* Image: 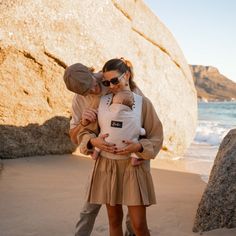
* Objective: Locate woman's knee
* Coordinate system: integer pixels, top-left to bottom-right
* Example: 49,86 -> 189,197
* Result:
128,206 -> 148,234
132,218 -> 148,233
109,214 -> 123,228
106,205 -> 123,227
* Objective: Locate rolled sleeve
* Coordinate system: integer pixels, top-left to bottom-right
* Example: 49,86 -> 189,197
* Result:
79,132 -> 97,155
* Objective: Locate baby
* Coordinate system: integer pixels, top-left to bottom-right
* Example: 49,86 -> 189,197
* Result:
91,90 -> 145,166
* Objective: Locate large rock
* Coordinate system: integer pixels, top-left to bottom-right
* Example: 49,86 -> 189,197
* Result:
0,116 -> 76,158
0,0 -> 197,158
193,129 -> 236,232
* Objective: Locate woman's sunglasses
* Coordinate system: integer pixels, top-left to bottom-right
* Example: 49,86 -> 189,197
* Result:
102,73 -> 125,87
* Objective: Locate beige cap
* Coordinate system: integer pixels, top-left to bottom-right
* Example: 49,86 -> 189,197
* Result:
63,63 -> 93,95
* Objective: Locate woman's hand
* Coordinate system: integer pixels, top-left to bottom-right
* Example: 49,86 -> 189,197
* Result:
81,108 -> 98,126
115,140 -> 142,155
90,134 -> 116,153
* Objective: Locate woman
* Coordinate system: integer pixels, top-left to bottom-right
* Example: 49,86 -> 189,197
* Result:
79,58 -> 163,236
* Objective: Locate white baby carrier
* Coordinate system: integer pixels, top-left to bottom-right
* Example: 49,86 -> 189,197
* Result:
98,92 -> 143,159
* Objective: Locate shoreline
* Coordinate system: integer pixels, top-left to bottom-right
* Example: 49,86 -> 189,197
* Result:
0,154 -> 236,236
198,100 -> 236,103
151,143 -> 218,183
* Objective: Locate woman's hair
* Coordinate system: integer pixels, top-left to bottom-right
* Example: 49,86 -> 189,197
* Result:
102,58 -> 137,90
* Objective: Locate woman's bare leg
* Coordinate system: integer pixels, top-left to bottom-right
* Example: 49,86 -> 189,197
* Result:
128,205 -> 150,236
106,204 -> 123,236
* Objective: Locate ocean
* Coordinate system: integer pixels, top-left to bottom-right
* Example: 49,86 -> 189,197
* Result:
184,101 -> 236,182
195,101 -> 236,146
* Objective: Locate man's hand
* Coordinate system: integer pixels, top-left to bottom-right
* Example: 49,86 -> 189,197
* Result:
81,108 -> 98,126
90,134 -> 116,153
115,140 -> 142,155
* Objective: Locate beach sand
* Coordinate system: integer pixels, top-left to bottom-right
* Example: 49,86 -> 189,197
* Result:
0,154 -> 235,236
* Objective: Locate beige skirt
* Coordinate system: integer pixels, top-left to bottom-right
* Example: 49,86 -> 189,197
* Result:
87,156 -> 156,206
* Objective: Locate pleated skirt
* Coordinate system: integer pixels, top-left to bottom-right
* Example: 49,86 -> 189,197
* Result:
87,156 -> 156,206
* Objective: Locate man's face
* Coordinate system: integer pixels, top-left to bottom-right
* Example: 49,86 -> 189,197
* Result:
87,76 -> 101,95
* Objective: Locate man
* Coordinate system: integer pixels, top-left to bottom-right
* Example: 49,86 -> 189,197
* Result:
63,63 -> 136,236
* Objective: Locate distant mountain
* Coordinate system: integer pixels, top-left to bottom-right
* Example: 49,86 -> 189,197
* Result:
190,65 -> 236,101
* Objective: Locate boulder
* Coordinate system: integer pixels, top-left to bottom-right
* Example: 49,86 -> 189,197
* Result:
0,0 -> 197,158
193,129 -> 236,232
0,116 -> 76,159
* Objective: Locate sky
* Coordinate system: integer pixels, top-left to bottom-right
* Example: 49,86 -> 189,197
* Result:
144,0 -> 236,82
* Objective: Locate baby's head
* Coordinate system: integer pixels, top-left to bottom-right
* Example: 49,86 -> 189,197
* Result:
112,90 -> 134,109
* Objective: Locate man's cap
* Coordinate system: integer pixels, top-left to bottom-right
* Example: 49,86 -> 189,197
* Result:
63,63 -> 94,95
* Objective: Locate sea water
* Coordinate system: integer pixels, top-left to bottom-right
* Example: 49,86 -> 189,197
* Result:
184,101 -> 236,182
195,101 -> 236,145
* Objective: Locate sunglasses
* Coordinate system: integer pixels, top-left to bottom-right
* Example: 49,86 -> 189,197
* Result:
102,73 -> 125,87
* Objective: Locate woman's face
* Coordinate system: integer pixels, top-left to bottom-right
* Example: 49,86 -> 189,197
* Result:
102,70 -> 130,94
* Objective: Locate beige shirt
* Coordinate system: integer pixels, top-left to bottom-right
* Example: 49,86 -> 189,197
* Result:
70,93 -> 101,129
78,95 -> 163,160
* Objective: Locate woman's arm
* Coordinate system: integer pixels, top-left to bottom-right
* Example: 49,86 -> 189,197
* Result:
77,120 -> 99,155
136,96 -> 163,159
78,118 -> 117,155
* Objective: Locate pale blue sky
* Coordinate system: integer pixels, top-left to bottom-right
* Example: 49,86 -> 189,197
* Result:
144,0 -> 236,82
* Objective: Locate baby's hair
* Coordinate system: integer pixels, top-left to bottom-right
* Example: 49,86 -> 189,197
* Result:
113,90 -> 134,109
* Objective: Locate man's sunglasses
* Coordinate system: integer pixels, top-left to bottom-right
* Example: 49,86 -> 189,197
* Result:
101,73 -> 125,87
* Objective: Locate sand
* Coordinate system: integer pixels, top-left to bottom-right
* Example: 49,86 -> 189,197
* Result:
0,154 -> 235,236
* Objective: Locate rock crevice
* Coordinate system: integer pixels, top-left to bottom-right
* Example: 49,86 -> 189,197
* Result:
44,51 -> 67,69
131,27 -> 181,70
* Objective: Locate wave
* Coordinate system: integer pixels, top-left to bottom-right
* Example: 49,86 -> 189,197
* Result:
193,121 -> 231,146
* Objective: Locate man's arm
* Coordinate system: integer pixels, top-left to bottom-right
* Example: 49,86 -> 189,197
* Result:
69,94 -> 83,144
69,94 -> 99,144
70,108 -> 98,144
70,125 -> 87,145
